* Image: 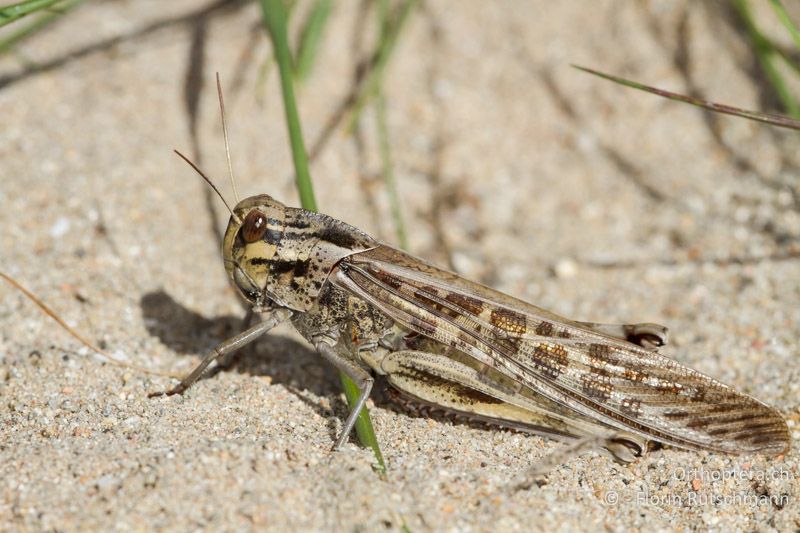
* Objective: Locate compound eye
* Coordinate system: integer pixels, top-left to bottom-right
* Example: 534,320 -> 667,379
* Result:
241,209 -> 267,243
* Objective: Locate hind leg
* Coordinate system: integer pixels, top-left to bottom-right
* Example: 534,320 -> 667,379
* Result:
576,321 -> 668,350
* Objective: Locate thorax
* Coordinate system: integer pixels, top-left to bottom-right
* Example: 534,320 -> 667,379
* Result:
290,282 -> 398,367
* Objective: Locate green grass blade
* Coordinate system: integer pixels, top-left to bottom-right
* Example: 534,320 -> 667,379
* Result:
732,0 -> 800,118
375,91 -> 408,250
0,0 -> 81,55
338,373 -> 386,476
346,0 -> 419,131
258,0 -> 386,474
260,0 -> 316,211
294,0 -> 332,83
769,0 -> 800,50
373,0 -> 407,250
573,65 -> 800,131
254,53 -> 274,106
0,0 -> 63,28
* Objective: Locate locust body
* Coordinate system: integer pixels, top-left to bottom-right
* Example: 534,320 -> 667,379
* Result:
152,193 -> 790,461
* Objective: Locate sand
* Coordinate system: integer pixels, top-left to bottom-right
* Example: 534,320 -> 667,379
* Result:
1,1 -> 799,530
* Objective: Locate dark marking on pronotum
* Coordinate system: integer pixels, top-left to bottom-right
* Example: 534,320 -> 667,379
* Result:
287,218 -> 311,230
278,231 -> 307,241
318,225 -> 360,248
267,259 -> 312,278
293,259 -> 310,277
270,260 -> 299,275
264,229 -> 282,244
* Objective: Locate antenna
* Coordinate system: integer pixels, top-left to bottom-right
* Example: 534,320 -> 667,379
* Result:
174,149 -> 242,225
216,72 -> 240,204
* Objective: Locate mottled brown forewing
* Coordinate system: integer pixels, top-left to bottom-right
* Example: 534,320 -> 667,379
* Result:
334,245 -> 788,456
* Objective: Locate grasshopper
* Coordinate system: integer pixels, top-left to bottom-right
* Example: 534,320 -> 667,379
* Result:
150,170 -> 789,462
150,76 -> 789,462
